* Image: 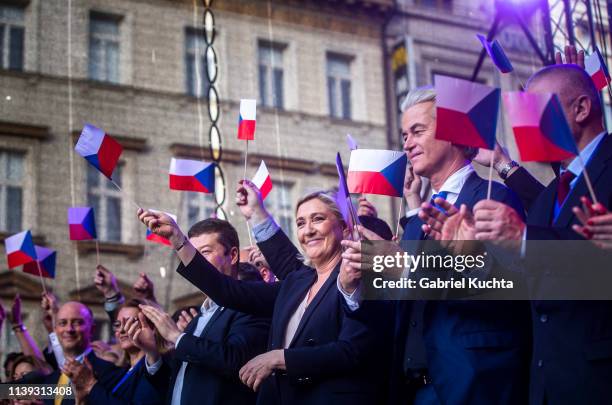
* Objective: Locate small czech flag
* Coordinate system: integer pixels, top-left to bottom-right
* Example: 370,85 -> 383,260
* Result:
503,91 -> 578,162
75,124 -> 123,180
23,246 -> 56,278
435,75 -> 500,150
585,48 -> 611,91
477,34 -> 513,74
68,207 -> 97,240
169,158 -> 215,193
347,149 -> 407,197
5,230 -> 37,269
146,210 -> 177,247
252,161 -> 272,200
238,99 -> 257,140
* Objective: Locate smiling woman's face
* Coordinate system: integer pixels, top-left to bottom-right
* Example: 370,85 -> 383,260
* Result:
295,197 -> 344,266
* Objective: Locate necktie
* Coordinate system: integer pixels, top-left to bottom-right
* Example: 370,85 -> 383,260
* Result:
54,372 -> 70,405
556,171 -> 576,206
430,191 -> 449,204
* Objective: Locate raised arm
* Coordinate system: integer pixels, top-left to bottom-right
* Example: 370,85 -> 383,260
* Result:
236,180 -> 303,280
137,208 -> 279,317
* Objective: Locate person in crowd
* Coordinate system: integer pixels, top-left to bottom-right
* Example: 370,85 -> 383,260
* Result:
26,301 -> 124,405
65,298 -> 166,405
247,247 -> 276,283
338,86 -> 532,405
3,352 -> 23,382
95,265 -> 158,327
237,262 -> 264,281
136,185 -> 390,405
9,354 -> 51,382
4,295 -> 45,364
134,218 -> 270,405
421,63 -> 612,405
171,306 -> 200,333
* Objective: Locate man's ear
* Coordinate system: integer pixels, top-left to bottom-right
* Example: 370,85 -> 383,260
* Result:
574,95 -> 592,124
229,246 -> 240,265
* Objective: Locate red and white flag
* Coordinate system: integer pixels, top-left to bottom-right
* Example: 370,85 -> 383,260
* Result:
238,99 -> 257,140
252,161 -> 272,200
585,48 -> 611,90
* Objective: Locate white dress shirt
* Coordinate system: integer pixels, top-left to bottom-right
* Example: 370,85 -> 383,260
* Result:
145,298 -> 221,405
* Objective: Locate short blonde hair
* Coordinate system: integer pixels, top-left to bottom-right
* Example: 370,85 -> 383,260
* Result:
295,190 -> 346,228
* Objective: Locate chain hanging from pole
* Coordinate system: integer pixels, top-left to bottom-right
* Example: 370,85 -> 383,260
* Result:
201,0 -> 227,220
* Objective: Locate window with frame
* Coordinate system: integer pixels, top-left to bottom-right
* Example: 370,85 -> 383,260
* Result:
88,12 -> 121,83
0,150 -> 24,234
264,183 -> 293,237
0,5 -> 25,71
258,41 -> 284,108
185,28 -> 210,97
183,191 -> 216,228
87,164 -> 122,242
327,53 -> 352,120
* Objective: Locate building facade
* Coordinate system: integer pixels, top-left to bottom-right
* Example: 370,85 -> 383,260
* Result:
0,0 -> 394,354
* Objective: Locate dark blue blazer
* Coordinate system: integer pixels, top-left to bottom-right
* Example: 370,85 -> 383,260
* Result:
394,172 -> 532,405
86,359 -> 164,405
146,300 -> 269,405
524,134 -> 612,405
39,352 -> 124,405
177,229 -> 388,405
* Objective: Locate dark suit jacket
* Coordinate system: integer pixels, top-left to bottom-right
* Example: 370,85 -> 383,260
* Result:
391,172 -> 532,405
86,359 -> 164,405
146,301 -> 269,405
524,134 -> 612,405
39,351 -> 124,405
177,230 -> 388,405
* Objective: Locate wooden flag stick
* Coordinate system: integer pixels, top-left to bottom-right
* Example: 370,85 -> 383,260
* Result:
35,260 -> 48,295
243,140 -> 254,247
487,151 -> 495,200
394,197 -> 405,240
95,240 -> 100,267
577,153 -> 599,205
110,179 -> 142,210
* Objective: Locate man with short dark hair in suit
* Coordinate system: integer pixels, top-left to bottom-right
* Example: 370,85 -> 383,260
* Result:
339,86 -> 531,405
140,218 -> 270,405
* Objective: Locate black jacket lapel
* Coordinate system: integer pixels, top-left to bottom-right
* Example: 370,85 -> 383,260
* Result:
288,266 -> 339,347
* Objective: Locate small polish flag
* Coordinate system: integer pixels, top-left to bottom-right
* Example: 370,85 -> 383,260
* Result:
585,48 -> 611,90
252,161 -> 272,200
146,210 -> 178,247
169,158 -> 215,193
238,99 -> 257,140
5,230 -> 37,269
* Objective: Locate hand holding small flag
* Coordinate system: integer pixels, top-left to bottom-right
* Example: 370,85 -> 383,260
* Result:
236,180 -> 271,225
137,209 -> 181,246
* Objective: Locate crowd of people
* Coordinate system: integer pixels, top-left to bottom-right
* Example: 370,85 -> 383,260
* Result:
1,46 -> 612,405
